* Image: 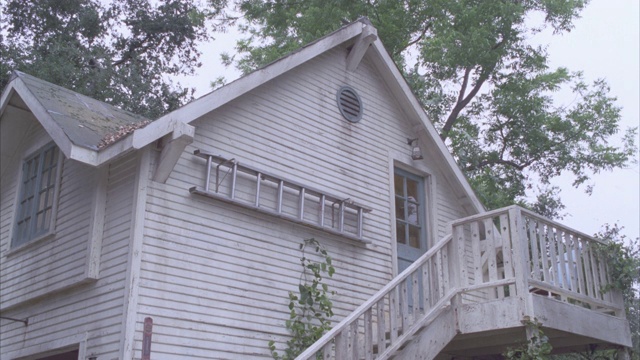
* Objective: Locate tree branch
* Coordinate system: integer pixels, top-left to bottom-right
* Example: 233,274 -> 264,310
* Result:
393,22 -> 431,56
440,66 -> 488,141
463,157 -> 533,172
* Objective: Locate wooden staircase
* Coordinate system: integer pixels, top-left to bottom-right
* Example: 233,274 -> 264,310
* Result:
295,206 -> 631,360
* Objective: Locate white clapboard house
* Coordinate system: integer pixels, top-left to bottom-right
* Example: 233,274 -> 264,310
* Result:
0,19 -> 632,360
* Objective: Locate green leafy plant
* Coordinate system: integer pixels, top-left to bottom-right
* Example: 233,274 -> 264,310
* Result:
594,225 -> 640,298
593,225 -> 640,355
504,319 -> 552,360
269,238 -> 336,360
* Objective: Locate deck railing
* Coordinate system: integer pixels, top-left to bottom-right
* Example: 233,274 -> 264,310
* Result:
451,206 -> 624,314
295,206 -> 625,359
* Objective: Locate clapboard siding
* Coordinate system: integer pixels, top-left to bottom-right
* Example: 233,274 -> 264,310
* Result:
0,151 -> 138,359
0,124 -> 92,309
135,44 -> 473,359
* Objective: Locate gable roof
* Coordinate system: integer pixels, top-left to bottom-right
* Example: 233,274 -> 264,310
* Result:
0,18 -> 484,213
0,71 -> 150,168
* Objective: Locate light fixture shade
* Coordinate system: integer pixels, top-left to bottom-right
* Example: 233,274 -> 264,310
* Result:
407,137 -> 424,160
411,145 -> 424,160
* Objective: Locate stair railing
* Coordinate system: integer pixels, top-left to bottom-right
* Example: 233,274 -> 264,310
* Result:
296,234 -> 456,360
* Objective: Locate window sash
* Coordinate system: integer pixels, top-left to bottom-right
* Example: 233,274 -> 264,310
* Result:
394,168 -> 426,250
13,143 -> 60,247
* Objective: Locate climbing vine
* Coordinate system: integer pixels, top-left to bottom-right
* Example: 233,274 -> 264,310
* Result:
504,319 -> 552,360
269,238 -> 336,360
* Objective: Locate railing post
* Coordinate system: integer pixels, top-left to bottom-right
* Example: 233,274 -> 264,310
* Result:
451,222 -> 464,290
508,206 -> 534,319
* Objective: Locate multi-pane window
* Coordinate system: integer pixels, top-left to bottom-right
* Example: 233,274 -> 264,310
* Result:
13,143 -> 61,248
394,169 -> 425,250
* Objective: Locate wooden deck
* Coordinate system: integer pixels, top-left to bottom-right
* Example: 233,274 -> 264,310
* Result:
296,206 -> 631,359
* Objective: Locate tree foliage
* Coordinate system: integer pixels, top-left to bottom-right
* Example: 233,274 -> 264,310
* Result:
0,0 -> 230,118
228,0 -> 637,216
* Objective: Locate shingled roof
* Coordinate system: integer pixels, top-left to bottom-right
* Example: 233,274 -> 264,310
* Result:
5,71 -> 151,151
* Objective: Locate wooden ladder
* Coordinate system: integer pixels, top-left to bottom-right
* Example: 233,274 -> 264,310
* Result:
190,149 -> 371,242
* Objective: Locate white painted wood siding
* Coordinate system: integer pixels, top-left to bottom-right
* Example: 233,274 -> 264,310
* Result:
136,44 -> 473,359
1,124 -> 92,309
0,120 -> 138,359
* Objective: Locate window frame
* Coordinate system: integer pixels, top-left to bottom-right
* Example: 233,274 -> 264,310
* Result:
11,142 -> 63,249
394,167 -> 428,254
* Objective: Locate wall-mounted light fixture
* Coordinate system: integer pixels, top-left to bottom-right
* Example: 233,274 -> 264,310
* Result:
407,138 -> 424,160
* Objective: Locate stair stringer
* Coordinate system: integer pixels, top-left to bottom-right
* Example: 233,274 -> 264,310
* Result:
387,303 -> 458,360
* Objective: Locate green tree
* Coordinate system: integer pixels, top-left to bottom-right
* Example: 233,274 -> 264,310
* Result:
0,0 -> 230,118
227,0 -> 637,217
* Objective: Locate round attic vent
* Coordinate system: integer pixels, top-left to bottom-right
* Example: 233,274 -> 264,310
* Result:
336,86 -> 363,123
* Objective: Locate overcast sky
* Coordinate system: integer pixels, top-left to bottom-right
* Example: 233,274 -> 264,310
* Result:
179,0 -> 640,240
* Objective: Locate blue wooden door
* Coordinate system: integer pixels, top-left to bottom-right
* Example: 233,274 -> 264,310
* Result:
394,168 -> 428,307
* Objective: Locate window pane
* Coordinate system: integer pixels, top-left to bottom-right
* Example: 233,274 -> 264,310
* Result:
409,225 -> 421,249
407,178 -> 419,200
396,221 -> 406,244
394,174 -> 403,196
395,197 -> 405,220
407,201 -> 419,225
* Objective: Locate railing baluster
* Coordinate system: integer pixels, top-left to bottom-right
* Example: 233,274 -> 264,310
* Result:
412,271 -> 420,319
349,321 -> 358,359
400,280 -> 409,334
441,244 -> 450,294
422,261 -> 431,308
376,298 -> 386,355
364,309 -> 373,360
484,218 -> 498,298
565,232 -> 577,292
528,218 -> 541,282
547,226 -> 559,288
499,214 -> 516,296
582,241 -> 595,297
335,331 -> 347,359
539,222 -> 550,284
322,343 -> 332,360
574,236 -> 583,294
471,222 -> 482,287
557,229 -> 569,292
389,288 -> 399,343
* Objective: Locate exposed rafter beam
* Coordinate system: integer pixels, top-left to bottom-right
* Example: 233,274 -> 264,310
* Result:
152,121 -> 195,183
346,25 -> 377,72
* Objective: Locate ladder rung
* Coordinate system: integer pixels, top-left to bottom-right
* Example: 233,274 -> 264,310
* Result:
277,180 -> 284,213
298,187 -> 305,220
204,155 -> 212,192
230,162 -> 238,199
255,172 -> 261,207
319,194 -> 326,227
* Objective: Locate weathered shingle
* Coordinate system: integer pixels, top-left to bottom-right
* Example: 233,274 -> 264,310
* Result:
14,71 -> 151,150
